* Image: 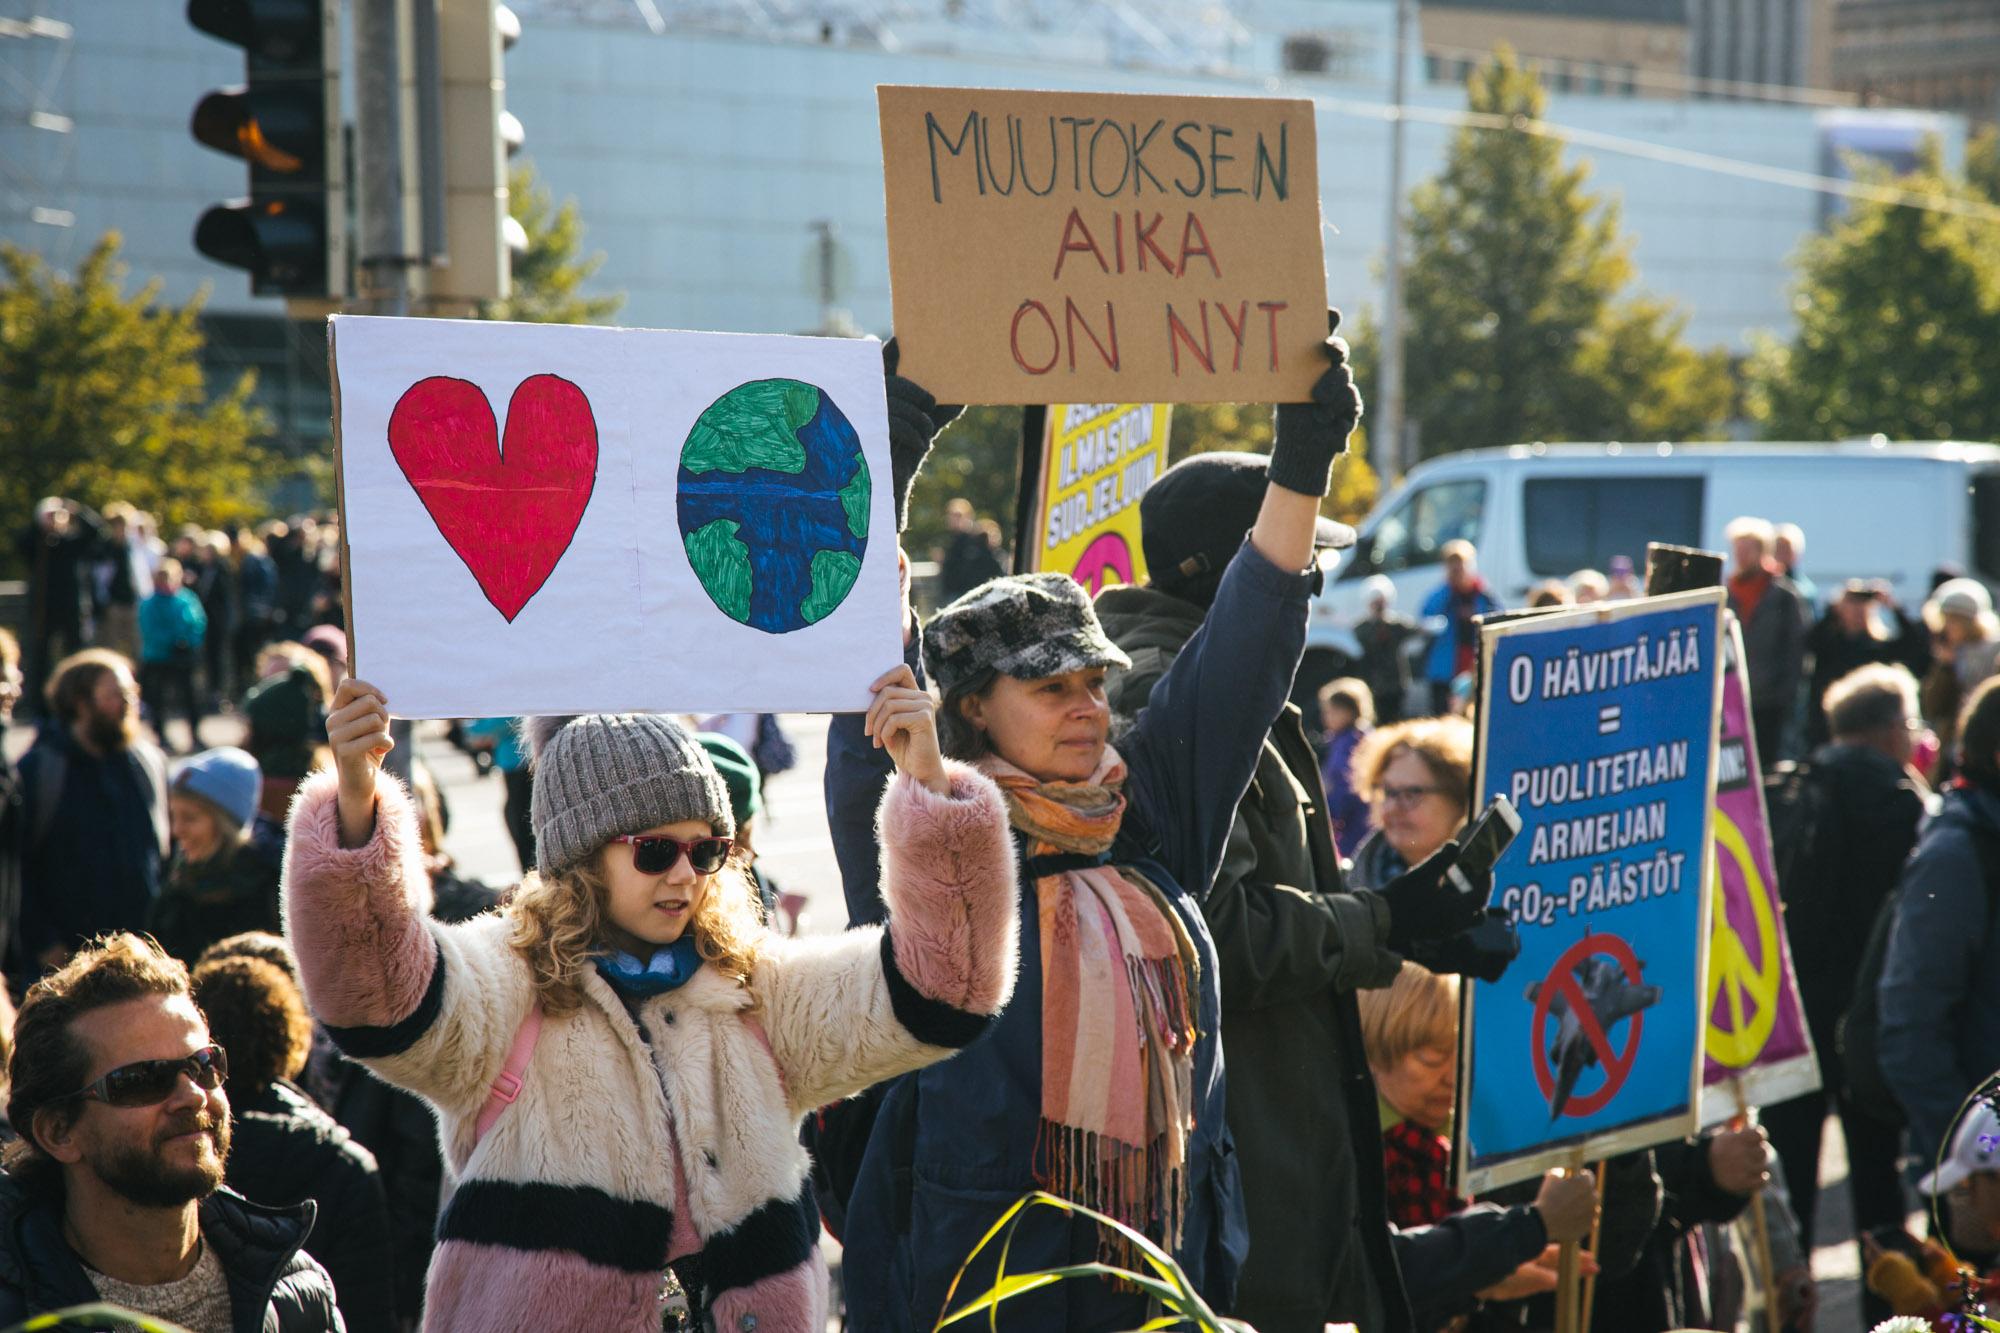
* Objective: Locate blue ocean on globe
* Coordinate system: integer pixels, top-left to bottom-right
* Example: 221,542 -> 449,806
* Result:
676,378 -> 870,634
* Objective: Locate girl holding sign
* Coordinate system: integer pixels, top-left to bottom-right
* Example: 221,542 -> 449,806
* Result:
281,675 -> 1020,1332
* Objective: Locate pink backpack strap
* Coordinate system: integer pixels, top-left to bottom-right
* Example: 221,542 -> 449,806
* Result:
474,1002 -> 543,1147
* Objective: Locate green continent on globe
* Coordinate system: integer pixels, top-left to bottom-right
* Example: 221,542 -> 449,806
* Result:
684,518 -> 753,622
800,549 -> 862,625
680,379 -> 820,476
838,458 -> 871,540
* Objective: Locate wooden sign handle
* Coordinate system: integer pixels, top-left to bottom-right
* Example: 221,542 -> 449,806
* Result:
1553,1147 -> 1589,1333
1731,1079 -> 1783,1333
1578,1161 -> 1608,1332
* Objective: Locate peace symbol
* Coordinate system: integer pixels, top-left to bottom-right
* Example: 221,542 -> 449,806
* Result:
1705,809 -> 1782,1068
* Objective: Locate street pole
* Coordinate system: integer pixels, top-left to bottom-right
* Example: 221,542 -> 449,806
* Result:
353,0 -> 410,315
1376,0 -> 1413,482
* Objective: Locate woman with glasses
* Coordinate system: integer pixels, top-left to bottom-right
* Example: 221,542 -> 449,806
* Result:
1346,716 -> 1476,892
829,325 -> 1485,1333
281,674 -> 1019,1333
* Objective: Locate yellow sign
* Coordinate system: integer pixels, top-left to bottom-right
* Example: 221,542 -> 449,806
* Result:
1031,402 -> 1172,593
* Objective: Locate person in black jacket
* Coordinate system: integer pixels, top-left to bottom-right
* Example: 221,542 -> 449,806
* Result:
1804,583 -> 1930,748
1096,451 -> 1522,1333
0,932 -> 340,1331
15,499 -> 102,719
150,747 -> 285,967
1762,661 -> 1926,1325
0,629 -> 23,989
191,953 -> 394,1332
18,651 -> 170,969
1587,1128 -> 1770,1332
204,932 -> 441,1331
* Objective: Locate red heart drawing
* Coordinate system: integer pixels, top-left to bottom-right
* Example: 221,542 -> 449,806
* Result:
386,374 -> 598,622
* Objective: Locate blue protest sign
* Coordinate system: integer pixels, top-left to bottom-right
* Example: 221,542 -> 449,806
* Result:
1457,589 -> 1727,1193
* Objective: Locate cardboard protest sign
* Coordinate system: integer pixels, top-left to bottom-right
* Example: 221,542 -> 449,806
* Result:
1700,618 -> 1820,1120
329,315 -> 900,719
878,85 -> 1327,405
1458,590 -> 1727,1192
1026,402 -> 1172,592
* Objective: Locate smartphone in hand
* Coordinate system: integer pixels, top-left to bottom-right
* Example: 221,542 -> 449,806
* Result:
1448,795 -> 1523,903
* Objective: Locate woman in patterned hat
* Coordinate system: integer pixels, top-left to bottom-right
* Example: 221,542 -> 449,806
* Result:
830,316 -> 1479,1331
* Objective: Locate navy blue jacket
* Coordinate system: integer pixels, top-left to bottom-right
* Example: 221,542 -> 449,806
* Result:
1880,781 -> 2000,1166
17,725 -> 166,960
834,540 -> 1309,1331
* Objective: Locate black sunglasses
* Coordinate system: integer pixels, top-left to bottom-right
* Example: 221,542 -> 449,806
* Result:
609,834 -> 734,876
65,1046 -> 228,1109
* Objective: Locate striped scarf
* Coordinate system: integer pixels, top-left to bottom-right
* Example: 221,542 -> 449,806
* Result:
977,746 -> 1198,1252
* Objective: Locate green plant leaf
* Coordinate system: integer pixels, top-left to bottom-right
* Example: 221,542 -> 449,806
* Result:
930,1191 -> 1229,1333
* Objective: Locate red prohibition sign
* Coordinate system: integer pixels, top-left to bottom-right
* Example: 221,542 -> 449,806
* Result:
1531,932 -> 1646,1118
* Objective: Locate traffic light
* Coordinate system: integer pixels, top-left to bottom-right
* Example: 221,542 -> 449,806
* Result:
429,0 -> 519,307
188,0 -> 345,299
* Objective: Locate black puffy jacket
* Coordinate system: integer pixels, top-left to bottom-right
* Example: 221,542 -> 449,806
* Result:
0,1170 -> 343,1331
224,1081 -> 396,1333
147,815 -> 286,967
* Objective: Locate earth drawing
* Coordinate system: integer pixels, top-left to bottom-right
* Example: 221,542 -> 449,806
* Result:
676,378 -> 870,633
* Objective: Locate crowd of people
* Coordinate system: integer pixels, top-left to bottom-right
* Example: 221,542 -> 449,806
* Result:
15,499 -> 350,752
0,327 -> 1995,1333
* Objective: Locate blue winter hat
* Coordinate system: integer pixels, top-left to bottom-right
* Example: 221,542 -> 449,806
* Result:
171,747 -> 263,830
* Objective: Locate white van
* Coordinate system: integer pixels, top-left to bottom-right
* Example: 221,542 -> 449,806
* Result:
1306,440 -> 2000,666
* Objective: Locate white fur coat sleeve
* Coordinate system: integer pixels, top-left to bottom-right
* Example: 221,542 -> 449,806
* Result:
753,762 -> 1018,1118
282,769 -> 530,1115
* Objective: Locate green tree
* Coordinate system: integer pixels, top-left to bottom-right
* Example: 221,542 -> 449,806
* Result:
1745,141 -> 2000,441
1169,402 -> 1378,524
1353,50 -> 1730,461
904,405 -> 1025,563
0,233 -> 269,563
1969,125 -> 2000,205
481,161 -> 625,324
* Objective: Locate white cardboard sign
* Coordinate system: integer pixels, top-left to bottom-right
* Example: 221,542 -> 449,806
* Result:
329,315 -> 900,719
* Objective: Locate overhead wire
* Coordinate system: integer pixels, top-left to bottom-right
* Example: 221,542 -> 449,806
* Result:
1305,92 -> 2000,225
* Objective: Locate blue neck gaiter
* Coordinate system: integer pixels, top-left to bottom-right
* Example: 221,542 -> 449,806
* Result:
593,936 -> 703,997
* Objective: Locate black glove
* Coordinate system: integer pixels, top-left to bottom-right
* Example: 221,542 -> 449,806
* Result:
1268,308 -> 1361,499
1379,842 -> 1486,953
1408,908 -> 1522,983
882,337 -> 964,533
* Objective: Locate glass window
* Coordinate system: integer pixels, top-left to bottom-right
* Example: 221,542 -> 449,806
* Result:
1341,479 -> 1487,579
1523,476 -> 1704,577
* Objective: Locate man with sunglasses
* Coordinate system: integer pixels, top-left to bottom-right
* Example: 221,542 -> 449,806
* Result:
0,932 -> 341,1331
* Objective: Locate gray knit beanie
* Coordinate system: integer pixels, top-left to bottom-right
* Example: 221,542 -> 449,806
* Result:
523,714 -> 735,876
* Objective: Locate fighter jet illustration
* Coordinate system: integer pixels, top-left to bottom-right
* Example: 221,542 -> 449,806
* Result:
1525,949 -> 1663,1121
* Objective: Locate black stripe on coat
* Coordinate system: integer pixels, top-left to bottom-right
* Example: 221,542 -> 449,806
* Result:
323,935 -> 447,1059
879,931 -> 993,1050
703,1181 -> 819,1293
437,1179 -> 673,1274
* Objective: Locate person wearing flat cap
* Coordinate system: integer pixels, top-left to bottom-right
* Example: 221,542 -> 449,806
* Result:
1097,444 -> 1517,1333
830,315 -> 1479,1332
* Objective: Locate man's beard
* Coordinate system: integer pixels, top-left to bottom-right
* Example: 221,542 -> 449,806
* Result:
93,1107 -> 231,1209
83,708 -> 137,753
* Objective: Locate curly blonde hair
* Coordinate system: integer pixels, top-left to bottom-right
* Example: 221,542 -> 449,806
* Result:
1349,716 -> 1475,815
507,850 -> 767,1013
